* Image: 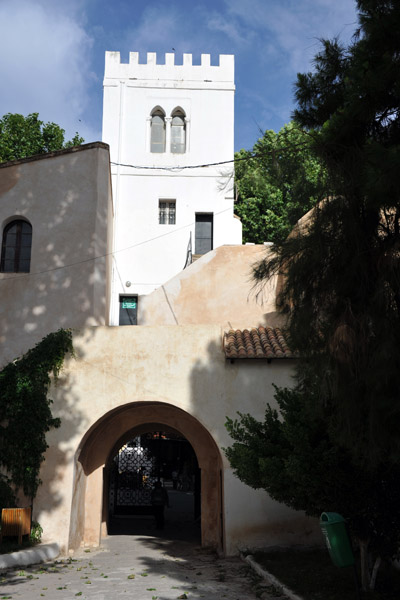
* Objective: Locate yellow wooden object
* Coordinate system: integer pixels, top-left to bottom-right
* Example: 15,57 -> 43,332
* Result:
0,507 -> 31,545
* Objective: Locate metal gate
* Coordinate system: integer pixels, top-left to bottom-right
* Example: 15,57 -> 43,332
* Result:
109,439 -> 156,515
108,432 -> 200,516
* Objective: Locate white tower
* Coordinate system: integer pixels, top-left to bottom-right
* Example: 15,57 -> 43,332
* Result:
102,51 -> 242,326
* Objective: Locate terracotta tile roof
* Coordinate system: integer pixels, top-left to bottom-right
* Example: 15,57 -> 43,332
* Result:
223,327 -> 294,360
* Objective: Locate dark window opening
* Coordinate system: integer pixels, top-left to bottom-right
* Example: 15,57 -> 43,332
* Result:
1,219 -> 32,273
195,213 -> 213,255
159,200 -> 176,224
119,295 -> 138,326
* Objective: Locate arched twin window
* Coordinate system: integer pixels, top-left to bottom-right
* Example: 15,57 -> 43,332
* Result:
150,109 -> 166,153
1,219 -> 32,273
150,108 -> 186,154
171,111 -> 186,154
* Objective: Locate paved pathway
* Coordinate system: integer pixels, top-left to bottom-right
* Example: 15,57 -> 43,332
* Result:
0,533 -> 278,600
0,532 -> 279,600
0,490 -> 280,599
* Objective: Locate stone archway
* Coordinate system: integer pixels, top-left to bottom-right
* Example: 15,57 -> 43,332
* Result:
68,402 -> 223,552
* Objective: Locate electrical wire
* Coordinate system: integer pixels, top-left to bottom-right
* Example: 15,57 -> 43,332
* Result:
110,139 -> 312,171
0,206 -> 234,284
0,137 -> 313,283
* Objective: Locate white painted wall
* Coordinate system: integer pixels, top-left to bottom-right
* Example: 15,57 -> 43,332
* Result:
102,52 -> 242,325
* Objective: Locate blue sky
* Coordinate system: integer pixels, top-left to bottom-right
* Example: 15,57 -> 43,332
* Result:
0,0 -> 358,152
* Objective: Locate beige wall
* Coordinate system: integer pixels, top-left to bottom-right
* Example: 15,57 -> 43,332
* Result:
138,244 -> 284,328
35,324 -> 320,556
0,144 -> 113,367
0,149 -> 319,556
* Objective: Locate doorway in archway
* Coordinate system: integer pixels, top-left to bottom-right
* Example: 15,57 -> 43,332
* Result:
106,426 -> 201,542
73,402 -> 223,552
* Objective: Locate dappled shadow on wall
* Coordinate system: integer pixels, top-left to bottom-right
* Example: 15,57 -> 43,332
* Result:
0,147 -> 110,368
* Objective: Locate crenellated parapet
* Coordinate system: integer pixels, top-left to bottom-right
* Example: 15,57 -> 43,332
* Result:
104,52 -> 234,85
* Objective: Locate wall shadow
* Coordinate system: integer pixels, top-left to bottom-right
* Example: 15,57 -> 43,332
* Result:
0,143 -> 112,368
0,144 -> 111,545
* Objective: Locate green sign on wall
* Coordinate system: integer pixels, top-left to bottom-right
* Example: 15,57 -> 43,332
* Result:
122,298 -> 137,309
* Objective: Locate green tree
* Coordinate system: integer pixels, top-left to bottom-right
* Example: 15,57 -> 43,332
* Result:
234,122 -> 328,243
253,0 -> 400,466
0,113 -> 84,163
225,386 -> 400,591
226,0 -> 400,590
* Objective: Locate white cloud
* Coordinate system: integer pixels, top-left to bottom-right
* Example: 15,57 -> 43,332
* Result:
206,12 -> 251,46
221,0 -> 358,72
0,0 -> 98,141
121,4 -> 204,59
124,6 -> 179,51
121,3 -> 233,63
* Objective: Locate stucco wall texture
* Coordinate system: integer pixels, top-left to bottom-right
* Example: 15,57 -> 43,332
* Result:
0,145 -> 320,557
0,144 -> 113,367
138,244 -> 283,329
35,324 -> 320,556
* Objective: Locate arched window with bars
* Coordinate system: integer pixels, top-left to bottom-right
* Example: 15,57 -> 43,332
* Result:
1,219 -> 32,273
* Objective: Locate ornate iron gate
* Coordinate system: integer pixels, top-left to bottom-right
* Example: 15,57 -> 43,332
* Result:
108,432 -> 199,516
109,440 -> 156,515
109,431 -> 198,516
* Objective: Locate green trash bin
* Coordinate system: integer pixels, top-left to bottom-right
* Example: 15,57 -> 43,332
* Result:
320,512 -> 355,568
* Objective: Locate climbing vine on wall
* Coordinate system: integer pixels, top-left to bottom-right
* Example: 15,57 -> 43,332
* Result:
0,329 -> 74,507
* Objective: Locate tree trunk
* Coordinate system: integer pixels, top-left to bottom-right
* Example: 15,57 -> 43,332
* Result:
359,539 -> 370,591
369,556 -> 381,591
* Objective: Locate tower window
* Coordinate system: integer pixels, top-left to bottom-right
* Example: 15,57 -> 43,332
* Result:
119,295 -> 138,326
151,111 -> 166,153
159,200 -> 176,225
1,219 -> 32,273
171,112 -> 186,154
195,213 -> 213,255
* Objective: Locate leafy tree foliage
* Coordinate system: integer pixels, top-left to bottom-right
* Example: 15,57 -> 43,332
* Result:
0,113 -> 84,163
0,474 -> 16,511
253,0 -> 400,467
0,329 -> 73,506
225,386 -> 400,560
226,0 -> 400,589
225,386 -> 400,590
234,123 -> 328,243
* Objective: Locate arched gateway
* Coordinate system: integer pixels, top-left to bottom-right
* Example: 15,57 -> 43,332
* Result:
68,402 -> 223,551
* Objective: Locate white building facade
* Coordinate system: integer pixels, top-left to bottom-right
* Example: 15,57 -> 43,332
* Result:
0,56 -> 322,558
102,51 -> 242,326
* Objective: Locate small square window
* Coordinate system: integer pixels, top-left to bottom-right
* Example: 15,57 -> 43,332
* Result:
159,200 -> 176,225
119,295 -> 138,326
